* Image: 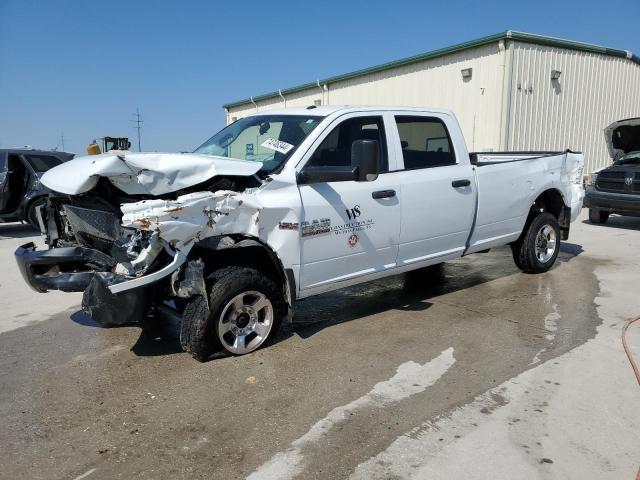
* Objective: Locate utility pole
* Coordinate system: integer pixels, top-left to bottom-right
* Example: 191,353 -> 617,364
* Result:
60,133 -> 65,151
131,108 -> 143,152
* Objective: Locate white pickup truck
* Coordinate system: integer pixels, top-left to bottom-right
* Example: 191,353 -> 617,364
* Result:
15,106 -> 584,360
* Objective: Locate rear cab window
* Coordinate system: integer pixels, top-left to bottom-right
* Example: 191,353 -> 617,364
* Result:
395,116 -> 456,170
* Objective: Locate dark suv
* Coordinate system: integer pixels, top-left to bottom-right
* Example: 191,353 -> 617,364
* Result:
0,149 -> 74,228
585,118 -> 640,223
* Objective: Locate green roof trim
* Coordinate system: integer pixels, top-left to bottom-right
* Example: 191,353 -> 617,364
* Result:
223,30 -> 639,110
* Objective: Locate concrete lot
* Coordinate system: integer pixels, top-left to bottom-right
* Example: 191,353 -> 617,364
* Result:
0,210 -> 638,480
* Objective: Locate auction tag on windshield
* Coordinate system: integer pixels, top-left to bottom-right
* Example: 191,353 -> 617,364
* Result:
261,138 -> 294,154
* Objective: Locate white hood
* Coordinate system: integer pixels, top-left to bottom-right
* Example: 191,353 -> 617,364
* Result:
603,118 -> 640,160
41,151 -> 262,195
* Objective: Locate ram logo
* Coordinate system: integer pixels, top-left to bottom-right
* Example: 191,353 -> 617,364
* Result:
625,177 -> 633,186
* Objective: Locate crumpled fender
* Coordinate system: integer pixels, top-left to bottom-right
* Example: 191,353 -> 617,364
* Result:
120,190 -> 262,249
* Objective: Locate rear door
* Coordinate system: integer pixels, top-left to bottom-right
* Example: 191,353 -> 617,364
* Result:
391,114 -> 475,266
297,113 -> 402,292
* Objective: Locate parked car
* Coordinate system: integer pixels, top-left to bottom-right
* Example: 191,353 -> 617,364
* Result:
0,148 -> 74,228
585,118 -> 640,223
14,107 -> 584,360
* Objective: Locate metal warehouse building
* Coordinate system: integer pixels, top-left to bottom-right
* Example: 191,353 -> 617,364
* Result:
224,31 -> 640,173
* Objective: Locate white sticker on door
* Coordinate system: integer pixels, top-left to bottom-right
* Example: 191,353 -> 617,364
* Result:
261,138 -> 294,154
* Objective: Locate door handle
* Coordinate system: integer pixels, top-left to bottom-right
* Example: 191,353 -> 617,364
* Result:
451,179 -> 471,188
372,189 -> 396,199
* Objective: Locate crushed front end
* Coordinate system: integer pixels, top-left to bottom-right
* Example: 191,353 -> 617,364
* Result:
15,194 -> 179,325
14,179 -> 264,328
14,148 -> 269,327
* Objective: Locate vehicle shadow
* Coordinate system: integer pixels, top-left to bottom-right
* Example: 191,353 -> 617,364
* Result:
287,245 -> 581,343
113,245 -> 584,360
581,215 -> 640,231
70,310 -> 184,356
0,222 -> 38,239
559,241 -> 583,258
130,328 -> 184,357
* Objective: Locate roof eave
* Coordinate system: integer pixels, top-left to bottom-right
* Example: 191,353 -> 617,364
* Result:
224,30 -> 639,110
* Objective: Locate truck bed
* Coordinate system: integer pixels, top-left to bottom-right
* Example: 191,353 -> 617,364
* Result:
465,150 -> 585,254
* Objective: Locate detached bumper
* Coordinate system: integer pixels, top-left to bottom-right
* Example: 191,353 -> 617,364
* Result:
584,188 -> 640,216
15,242 -> 152,326
14,242 -> 115,293
82,272 -> 150,325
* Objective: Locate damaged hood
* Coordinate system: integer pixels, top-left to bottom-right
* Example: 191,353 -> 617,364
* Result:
604,118 -> 640,160
41,151 -> 262,195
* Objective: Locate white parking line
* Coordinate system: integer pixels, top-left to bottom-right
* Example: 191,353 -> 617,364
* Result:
247,347 -> 456,480
73,468 -> 96,480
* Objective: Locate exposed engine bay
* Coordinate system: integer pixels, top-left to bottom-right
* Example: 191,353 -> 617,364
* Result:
45,174 -> 259,252
25,159 -> 266,325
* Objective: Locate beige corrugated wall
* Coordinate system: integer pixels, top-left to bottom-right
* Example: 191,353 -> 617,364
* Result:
507,41 -> 640,173
227,43 -> 505,152
226,40 -> 640,173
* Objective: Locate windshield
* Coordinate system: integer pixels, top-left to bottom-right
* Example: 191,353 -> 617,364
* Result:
194,114 -> 323,174
615,151 -> 640,165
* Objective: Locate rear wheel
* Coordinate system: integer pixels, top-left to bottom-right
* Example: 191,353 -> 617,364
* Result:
588,208 -> 609,224
511,212 -> 560,274
180,266 -> 285,361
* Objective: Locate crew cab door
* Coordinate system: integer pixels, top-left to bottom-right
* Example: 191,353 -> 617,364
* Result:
391,114 -> 475,266
297,113 -> 401,293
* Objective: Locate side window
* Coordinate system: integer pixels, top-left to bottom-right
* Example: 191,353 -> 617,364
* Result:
23,154 -> 63,173
307,116 -> 388,172
395,116 -> 456,169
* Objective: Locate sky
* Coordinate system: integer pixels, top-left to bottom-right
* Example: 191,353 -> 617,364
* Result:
1,0 -> 639,154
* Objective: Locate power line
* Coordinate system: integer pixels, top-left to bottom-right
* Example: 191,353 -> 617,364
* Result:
131,108 -> 144,152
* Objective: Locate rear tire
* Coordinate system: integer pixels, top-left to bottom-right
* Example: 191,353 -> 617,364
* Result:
588,208 -> 609,224
511,212 -> 560,274
180,266 -> 285,361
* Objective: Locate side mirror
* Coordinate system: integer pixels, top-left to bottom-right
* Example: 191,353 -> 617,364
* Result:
351,139 -> 379,181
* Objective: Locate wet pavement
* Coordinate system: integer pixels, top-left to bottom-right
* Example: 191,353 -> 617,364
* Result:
0,212 -> 638,480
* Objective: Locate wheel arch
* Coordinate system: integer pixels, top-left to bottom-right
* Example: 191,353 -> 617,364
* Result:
526,188 -> 571,240
188,235 -> 295,315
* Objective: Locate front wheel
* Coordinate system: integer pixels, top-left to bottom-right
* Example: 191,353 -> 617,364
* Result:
511,212 -> 561,274
180,266 -> 285,361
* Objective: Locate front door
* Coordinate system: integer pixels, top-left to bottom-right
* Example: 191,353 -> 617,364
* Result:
298,114 -> 401,292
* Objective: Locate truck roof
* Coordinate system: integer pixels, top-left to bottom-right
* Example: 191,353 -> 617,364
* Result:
0,148 -> 74,160
241,105 -> 455,118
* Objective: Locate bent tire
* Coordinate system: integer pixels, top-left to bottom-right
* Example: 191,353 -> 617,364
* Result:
180,266 -> 285,361
588,208 -> 609,224
511,212 -> 561,274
